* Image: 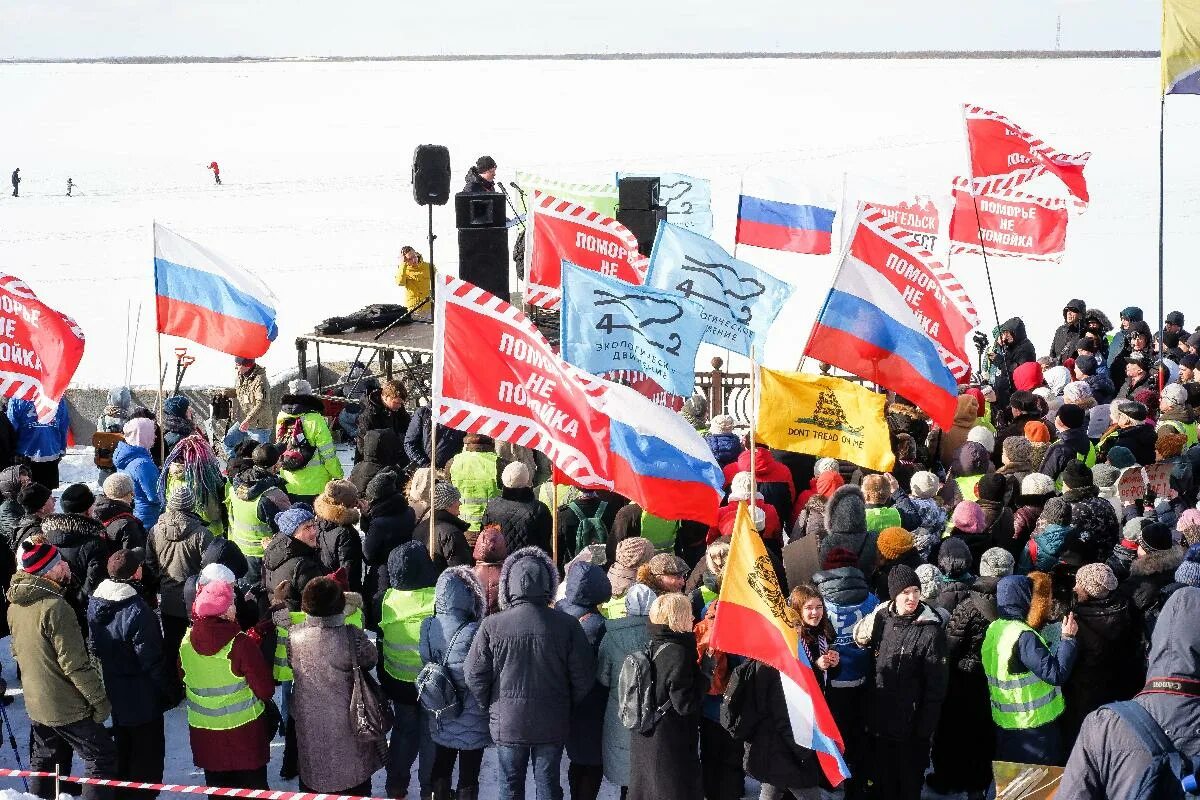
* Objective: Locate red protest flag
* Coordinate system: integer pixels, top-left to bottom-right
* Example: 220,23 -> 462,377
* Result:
963,104 -> 1090,204
949,180 -> 1070,263
0,275 -> 85,422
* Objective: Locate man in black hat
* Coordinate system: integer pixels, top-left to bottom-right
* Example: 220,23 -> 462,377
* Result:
10,168 -> 19,198
463,155 -> 497,193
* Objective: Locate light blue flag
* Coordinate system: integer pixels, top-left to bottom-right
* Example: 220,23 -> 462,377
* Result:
645,222 -> 794,358
617,172 -> 713,236
559,261 -> 704,398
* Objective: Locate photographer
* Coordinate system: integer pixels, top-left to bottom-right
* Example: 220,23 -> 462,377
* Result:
990,318 -> 1037,410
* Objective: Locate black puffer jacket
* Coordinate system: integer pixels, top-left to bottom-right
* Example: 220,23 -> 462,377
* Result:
314,491 -> 365,591
482,487 -> 553,556
1118,546 -> 1187,624
39,513 -> 111,632
349,429 -> 403,495
360,472 -> 415,627
995,318 -> 1037,405
92,495 -> 148,551
464,547 -> 595,746
355,389 -> 412,466
727,660 -> 820,791
1099,422 -> 1157,467
1049,299 -> 1087,364
261,533 -> 326,612
860,601 -> 949,741
416,508 -> 473,573
944,576 -> 1001,674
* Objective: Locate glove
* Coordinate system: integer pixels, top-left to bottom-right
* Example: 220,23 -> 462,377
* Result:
90,699 -> 112,724
272,579 -> 291,605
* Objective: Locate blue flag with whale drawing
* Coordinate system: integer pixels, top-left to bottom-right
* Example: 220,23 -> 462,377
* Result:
559,261 -> 704,398
645,221 -> 794,358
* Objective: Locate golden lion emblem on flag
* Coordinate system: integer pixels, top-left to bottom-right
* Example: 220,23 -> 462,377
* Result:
746,554 -> 798,627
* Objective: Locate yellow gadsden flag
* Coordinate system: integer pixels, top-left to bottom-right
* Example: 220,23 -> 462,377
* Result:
1164,0 -> 1200,95
756,368 -> 894,473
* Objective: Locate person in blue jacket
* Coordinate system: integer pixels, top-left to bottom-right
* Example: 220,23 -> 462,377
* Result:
8,397 -> 69,489
113,418 -> 163,529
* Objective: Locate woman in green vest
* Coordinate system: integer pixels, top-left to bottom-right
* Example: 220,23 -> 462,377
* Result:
983,575 -> 1079,766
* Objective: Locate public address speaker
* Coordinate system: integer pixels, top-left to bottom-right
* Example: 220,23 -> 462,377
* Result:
412,145 -> 451,206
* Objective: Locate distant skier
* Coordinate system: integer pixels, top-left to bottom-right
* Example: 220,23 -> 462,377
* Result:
66,178 -> 74,197
207,161 -> 221,185
10,168 -> 19,197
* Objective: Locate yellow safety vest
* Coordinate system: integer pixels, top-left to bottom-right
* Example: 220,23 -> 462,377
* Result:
451,451 -> 500,532
378,587 -> 436,682
274,607 -> 363,681
600,595 -> 627,620
179,631 -> 265,731
227,493 -> 269,559
982,619 -> 1064,730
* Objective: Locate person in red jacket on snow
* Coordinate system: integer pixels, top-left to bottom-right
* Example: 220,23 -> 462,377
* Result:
208,162 -> 221,185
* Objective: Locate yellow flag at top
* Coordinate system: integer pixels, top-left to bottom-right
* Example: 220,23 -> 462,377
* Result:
1164,0 -> 1200,95
756,368 -> 895,473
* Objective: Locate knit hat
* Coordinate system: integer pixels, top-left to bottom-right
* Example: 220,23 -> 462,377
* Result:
967,425 -> 995,453
646,553 -> 689,577
729,471 -> 757,501
913,528 -> 940,562
1178,508 -> 1200,546
1024,421 -> 1052,443
275,505 -> 315,537
980,546 -> 1016,578
814,457 -> 840,476
199,562 -> 236,587
18,483 -> 51,514
1057,404 -> 1086,430
106,549 -> 143,581
609,537 -> 655,595
1061,460 -> 1094,490
1020,472 -> 1056,498
1162,383 -> 1190,408
288,379 -> 313,396
977,473 -> 1007,503
938,536 -> 972,577
163,395 -> 189,417
888,564 -> 921,600
1075,354 -> 1098,376
1040,496 -> 1071,526
1157,431 -> 1188,459
1092,463 -> 1119,489
168,485 -> 196,512
952,501 -> 987,534
59,483 -> 94,515
1064,381 -> 1093,404
193,580 -> 234,618
915,564 -> 942,601
824,485 -> 867,536
102,472 -> 134,500
1107,446 -> 1137,469
432,481 -> 461,511
1174,544 -> 1200,587
861,474 -> 890,506
1076,562 -> 1118,599
1141,522 -> 1174,552
821,547 -> 859,571
1120,306 -> 1144,322
1116,400 -> 1149,423
1123,516 -> 1149,545
20,540 -> 62,576
710,414 -> 736,434
501,462 -> 532,489
876,527 -> 914,561
909,471 -> 940,499
364,470 -> 401,502
1003,437 -> 1033,467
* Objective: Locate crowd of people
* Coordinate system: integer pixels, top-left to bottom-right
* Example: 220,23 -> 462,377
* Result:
3,299 -> 1200,800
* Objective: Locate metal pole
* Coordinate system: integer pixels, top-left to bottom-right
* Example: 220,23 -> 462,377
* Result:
156,333 -> 166,464
960,107 -> 1001,328
1159,96 -> 1166,391
551,500 -> 559,568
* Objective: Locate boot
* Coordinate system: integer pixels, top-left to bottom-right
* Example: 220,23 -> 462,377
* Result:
430,778 -> 452,800
456,787 -> 478,800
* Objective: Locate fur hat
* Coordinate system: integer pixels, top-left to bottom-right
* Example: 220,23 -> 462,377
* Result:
705,541 -> 731,578
288,379 -> 313,396
1057,404 -> 1086,430
710,414 -> 736,434
501,462 -> 532,489
1157,431 -> 1188,459
967,425 -> 995,453
301,576 -> 346,617
1076,562 -> 1117,599
1174,544 -> 1200,587
20,540 -> 61,576
821,547 -> 859,571
1023,421 -> 1052,443
915,564 -> 942,602
910,471 -> 940,499
1141,522 -> 1174,552
861,474 -> 890,506
1020,472 -> 1056,499
59,484 -> 94,515
814,458 -> 840,476
432,481 -> 461,511
167,484 -> 195,512
876,527 -> 914,561
18,482 -> 51,514
320,478 -> 359,508
1002,437 -> 1033,467
102,472 -> 134,500
824,485 -> 866,537
1040,496 -> 1071,526
193,580 -> 234,618
952,501 -> 987,534
1107,446 -> 1137,469
888,564 -> 921,600
980,546 -> 1015,577
1061,461 -> 1093,490
938,536 -> 972,577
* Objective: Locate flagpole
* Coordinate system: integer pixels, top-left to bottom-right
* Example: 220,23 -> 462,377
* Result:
152,222 -> 166,464
748,352 -> 759,506
1158,95 -> 1166,391
551,499 -> 559,568
797,204 -> 861,373
960,106 -> 1001,329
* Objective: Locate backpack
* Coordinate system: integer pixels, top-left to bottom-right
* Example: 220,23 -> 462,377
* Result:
276,416 -> 316,471
720,659 -> 757,739
1106,699 -> 1198,799
92,432 -> 123,469
568,501 -> 608,555
617,642 -> 671,734
415,624 -> 468,722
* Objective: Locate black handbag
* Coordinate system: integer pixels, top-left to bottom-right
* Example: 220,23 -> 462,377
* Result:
346,627 -> 394,752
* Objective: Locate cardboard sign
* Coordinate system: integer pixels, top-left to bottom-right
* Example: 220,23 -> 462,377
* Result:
1145,462 -> 1174,498
1117,468 -> 1147,503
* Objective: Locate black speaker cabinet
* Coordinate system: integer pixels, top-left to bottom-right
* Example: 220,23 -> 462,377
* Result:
618,176 -> 661,211
616,207 -> 668,256
412,145 -> 451,206
455,192 -> 507,229
458,227 -> 510,299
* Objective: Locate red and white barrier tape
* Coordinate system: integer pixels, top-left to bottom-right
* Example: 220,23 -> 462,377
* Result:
0,769 -> 388,800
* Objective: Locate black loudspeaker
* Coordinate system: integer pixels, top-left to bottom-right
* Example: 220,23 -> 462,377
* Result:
616,207 -> 668,256
455,192 -> 507,228
412,145 -> 451,206
618,176 -> 660,211
459,228 -> 510,299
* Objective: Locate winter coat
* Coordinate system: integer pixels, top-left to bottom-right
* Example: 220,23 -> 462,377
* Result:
945,576 -> 1001,675
854,601 -> 949,741
114,440 -> 163,528
418,508 -> 473,573
472,525 -> 507,615
1049,300 -> 1087,364
722,448 -> 795,532
418,566 -> 491,750
7,397 -> 69,461
979,499 -> 1017,558
935,575 -> 974,616
1060,587 -> 1200,800
1012,502 -> 1045,556
1086,373 -> 1117,406
92,494 -> 148,552
261,533 -> 327,612
1059,592 -> 1145,751
556,492 -> 626,564
403,405 -> 464,470
812,567 -> 879,687
464,546 -> 595,746
870,549 -> 925,602
596,587 -> 654,787
940,395 -> 980,468
233,364 -> 272,430
0,497 -> 23,551
86,579 -> 169,727
1038,426 -> 1092,483
481,487 -> 553,556
1063,485 -> 1120,562
7,571 -> 109,728
819,486 -> 879,579
181,537 -> 250,616
995,318 -> 1038,404
992,414 -> 1044,468
147,510 -> 214,619
288,613 -> 385,792
703,432 -> 743,468
732,660 -> 823,790
627,624 -> 706,800
1020,522 -> 1075,573
349,429 -> 403,494
355,388 -> 412,465
183,615 -> 274,772
1099,421 -> 1157,466
314,491 -> 364,592
276,394 -> 343,497
360,486 -> 414,622
1118,546 -> 1186,626
556,561 -> 612,765
40,512 -> 109,601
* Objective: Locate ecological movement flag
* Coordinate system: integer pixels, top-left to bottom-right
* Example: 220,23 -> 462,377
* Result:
514,171 -> 619,218
710,503 -> 850,787
755,368 -> 895,472
1163,0 -> 1200,95
616,171 -> 713,236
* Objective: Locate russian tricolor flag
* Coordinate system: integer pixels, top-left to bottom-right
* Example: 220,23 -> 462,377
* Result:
735,178 -> 837,255
154,224 -> 279,359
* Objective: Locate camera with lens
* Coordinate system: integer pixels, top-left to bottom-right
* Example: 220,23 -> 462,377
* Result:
972,331 -> 989,354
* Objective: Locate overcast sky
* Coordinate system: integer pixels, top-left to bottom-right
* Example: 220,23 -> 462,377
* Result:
0,0 -> 1161,59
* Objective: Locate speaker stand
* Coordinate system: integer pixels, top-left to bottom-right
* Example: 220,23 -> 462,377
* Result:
427,203 -> 437,309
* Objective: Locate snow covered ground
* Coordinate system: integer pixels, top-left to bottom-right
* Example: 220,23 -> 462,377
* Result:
1,57 -> 1195,392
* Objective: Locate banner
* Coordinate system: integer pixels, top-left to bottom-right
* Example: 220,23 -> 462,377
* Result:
513,171 -> 618,217
523,191 -> 649,310
963,104 -> 1091,204
646,221 -> 794,358
434,276 -> 723,523
560,262 -> 703,398
617,171 -> 713,236
756,369 -> 895,472
949,181 -> 1070,263
840,174 -> 952,263
602,370 -> 686,411
1164,0 -> 1200,95
0,275 -> 86,422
